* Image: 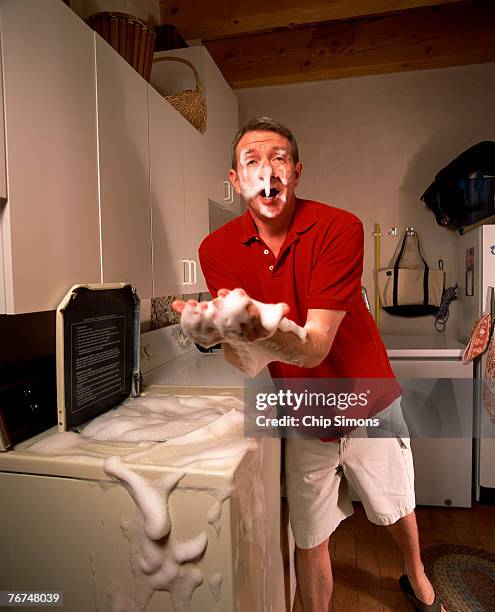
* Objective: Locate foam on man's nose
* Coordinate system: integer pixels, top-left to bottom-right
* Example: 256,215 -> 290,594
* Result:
261,165 -> 272,197
277,166 -> 288,186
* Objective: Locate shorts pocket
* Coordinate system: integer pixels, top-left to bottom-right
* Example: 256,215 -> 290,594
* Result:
396,436 -> 414,489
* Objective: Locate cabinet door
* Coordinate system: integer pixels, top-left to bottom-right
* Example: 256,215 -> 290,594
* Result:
148,87 -> 186,296
204,50 -> 240,214
0,0 -> 100,313
150,47 -> 240,215
183,119 -> 208,293
390,359 -> 473,507
0,48 -> 6,201
95,36 -> 152,299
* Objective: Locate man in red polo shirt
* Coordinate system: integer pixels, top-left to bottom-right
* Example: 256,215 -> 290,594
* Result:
172,118 -> 442,612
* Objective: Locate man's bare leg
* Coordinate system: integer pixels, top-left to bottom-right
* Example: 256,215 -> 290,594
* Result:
292,538 -> 332,612
386,511 -> 444,609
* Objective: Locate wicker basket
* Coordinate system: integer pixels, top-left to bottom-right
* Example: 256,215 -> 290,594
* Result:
87,11 -> 156,82
152,56 -> 207,134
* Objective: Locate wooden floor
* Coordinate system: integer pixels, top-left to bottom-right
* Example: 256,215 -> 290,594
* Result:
329,502 -> 495,611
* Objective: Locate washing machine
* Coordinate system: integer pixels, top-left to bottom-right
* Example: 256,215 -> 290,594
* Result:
0,284 -> 285,612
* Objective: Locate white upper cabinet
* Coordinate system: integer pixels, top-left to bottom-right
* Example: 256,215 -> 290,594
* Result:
148,86 -> 186,297
0,0 -> 100,314
0,51 -> 6,201
95,36 -> 153,300
151,47 -> 240,214
149,86 -> 208,296
182,117 -> 208,293
202,50 -> 239,213
0,1 -> 213,313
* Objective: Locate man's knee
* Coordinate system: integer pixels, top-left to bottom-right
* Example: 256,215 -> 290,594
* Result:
295,537 -> 330,560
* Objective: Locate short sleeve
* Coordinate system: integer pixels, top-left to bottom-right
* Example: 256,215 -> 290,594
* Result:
198,236 -> 239,298
307,220 -> 364,312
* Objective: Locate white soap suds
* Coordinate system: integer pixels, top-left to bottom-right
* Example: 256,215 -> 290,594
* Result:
207,487 -> 233,537
180,289 -> 307,377
27,394 -> 245,463
261,165 -> 272,198
181,289 -> 306,345
27,429 -> 154,461
82,394 -> 232,443
278,165 -> 288,186
208,573 -> 223,603
104,456 -> 182,540
161,409 -> 244,446
130,438 -> 258,471
24,391 -> 266,611
107,576 -> 142,612
237,145 -> 292,203
28,431 -> 80,453
89,551 -> 98,611
225,341 -> 277,378
234,545 -> 240,573
232,440 -> 267,609
105,460 -> 208,612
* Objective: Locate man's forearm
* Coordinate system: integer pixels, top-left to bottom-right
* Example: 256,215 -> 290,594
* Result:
173,291 -> 345,375
257,327 -> 332,368
223,326 -> 333,375
222,341 -> 272,377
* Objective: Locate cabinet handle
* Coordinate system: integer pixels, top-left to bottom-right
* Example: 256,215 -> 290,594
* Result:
182,259 -> 191,285
223,180 -> 230,201
223,180 -> 234,204
190,260 -> 197,285
180,260 -> 197,286
188,260 -> 194,286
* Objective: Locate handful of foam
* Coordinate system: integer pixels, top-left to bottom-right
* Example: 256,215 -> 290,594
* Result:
180,289 -> 307,377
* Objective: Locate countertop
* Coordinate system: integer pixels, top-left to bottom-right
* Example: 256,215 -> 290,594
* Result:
141,336 -> 466,379
381,334 -> 465,358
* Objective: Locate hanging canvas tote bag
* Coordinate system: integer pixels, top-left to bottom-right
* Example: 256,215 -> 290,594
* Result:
377,231 -> 444,317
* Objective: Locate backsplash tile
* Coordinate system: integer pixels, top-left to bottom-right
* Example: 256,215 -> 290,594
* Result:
150,296 -> 181,329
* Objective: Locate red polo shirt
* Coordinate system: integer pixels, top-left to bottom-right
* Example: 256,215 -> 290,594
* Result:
199,199 -> 401,416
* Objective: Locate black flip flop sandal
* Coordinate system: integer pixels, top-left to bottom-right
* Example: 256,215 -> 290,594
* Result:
399,575 -> 442,611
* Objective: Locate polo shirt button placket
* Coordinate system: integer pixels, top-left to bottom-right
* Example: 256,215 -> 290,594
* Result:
261,246 -> 275,273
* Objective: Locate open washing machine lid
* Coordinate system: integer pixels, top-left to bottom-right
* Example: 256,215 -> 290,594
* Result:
56,283 -> 140,432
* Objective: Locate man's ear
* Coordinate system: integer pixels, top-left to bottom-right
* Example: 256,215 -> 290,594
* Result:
229,169 -> 241,195
293,161 -> 303,188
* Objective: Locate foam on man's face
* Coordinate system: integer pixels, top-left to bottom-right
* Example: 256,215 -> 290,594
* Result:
233,131 -> 299,220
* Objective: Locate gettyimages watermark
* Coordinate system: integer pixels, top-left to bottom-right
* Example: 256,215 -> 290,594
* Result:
243,378 -> 495,439
254,388 -> 379,429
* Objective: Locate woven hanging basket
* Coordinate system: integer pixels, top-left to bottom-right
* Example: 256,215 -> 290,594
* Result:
152,56 -> 207,134
87,12 -> 156,82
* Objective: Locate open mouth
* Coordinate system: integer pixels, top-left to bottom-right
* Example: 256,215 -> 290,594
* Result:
258,187 -> 281,200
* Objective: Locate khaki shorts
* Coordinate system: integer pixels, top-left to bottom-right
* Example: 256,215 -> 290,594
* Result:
285,399 -> 416,549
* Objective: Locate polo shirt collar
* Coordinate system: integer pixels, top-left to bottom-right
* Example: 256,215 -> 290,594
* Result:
240,198 -> 317,244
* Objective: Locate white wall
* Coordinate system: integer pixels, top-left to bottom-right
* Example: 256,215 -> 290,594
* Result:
236,62 -> 495,335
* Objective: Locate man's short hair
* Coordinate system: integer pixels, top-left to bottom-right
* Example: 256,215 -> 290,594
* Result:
231,117 -> 300,169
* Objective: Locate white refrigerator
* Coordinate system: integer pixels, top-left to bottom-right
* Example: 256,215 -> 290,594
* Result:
458,224 -> 495,499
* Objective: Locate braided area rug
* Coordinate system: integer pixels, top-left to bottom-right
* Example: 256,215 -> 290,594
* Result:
423,544 -> 495,611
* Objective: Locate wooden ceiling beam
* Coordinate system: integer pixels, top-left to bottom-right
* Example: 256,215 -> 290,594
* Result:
159,0 -> 464,40
202,2 -> 495,88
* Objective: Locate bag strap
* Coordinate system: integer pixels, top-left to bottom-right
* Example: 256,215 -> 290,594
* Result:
152,56 -> 203,93
392,232 -> 430,307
